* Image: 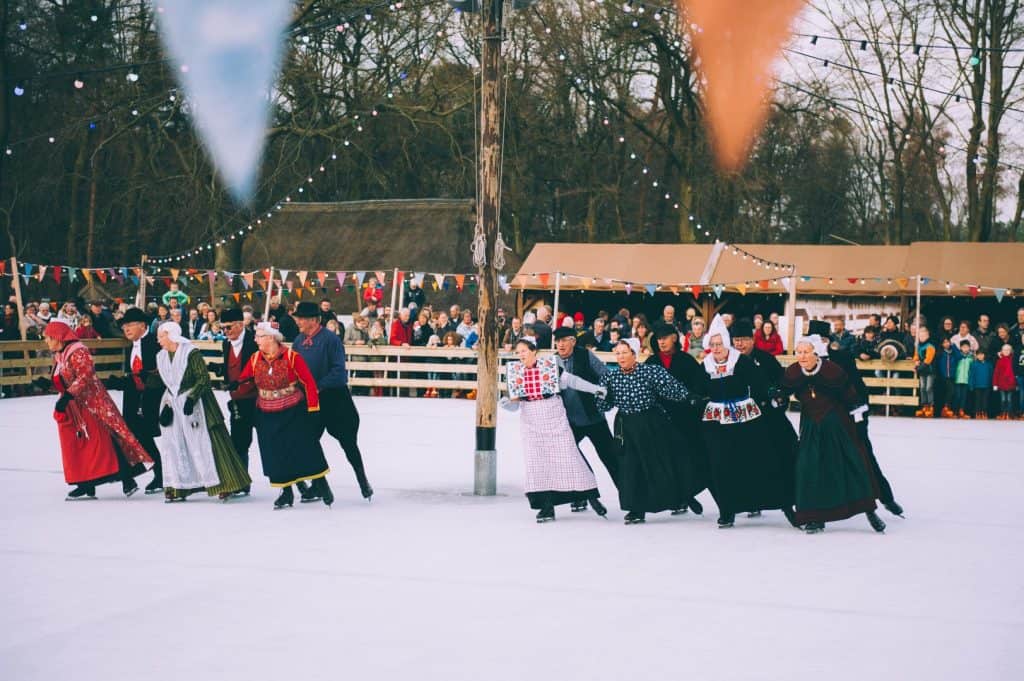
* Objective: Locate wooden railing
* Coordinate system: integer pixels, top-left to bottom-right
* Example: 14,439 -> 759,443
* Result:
0,339 -> 918,408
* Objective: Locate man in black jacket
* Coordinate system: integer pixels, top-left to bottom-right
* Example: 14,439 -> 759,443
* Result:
553,327 -> 620,509
218,308 -> 257,495
809,320 -> 904,517
106,307 -> 164,493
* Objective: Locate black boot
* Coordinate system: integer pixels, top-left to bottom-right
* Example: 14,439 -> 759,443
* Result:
782,507 -> 802,529
273,486 -> 294,510
536,506 -> 555,523
804,521 -> 825,534
66,485 -> 96,501
144,477 -> 163,494
317,478 -> 334,507
297,480 -> 320,503
590,498 -> 608,518
717,513 -> 735,528
356,472 -> 373,501
882,500 -> 904,518
570,500 -> 588,512
687,498 -> 703,515
624,511 -> 646,525
746,510 -> 762,518
122,478 -> 139,498
866,511 -> 886,533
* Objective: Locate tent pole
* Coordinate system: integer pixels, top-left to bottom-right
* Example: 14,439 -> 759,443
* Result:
914,274 -> 922,358
786,270 -> 798,353
551,271 -> 561,348
389,267 -> 400,318
136,254 -> 148,308
263,266 -> 274,320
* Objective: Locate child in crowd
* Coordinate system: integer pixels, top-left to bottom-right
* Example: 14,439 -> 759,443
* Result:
968,349 -> 993,419
953,340 -> 973,418
993,344 -> 1018,420
856,326 -> 880,361
935,336 -> 961,417
913,328 -> 936,417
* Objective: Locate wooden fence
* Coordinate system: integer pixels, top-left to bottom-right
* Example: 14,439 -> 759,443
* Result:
1,338 -> 918,410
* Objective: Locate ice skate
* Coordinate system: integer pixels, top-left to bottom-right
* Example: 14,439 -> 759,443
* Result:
297,480 -> 320,503
624,511 -> 646,525
883,500 -> 905,518
122,480 -> 139,498
273,486 -> 294,510
590,498 -> 608,517
536,507 -> 555,523
746,510 -> 762,518
316,478 -> 334,507
570,500 -> 588,512
782,507 -> 801,528
687,498 -> 703,515
717,513 -> 735,528
144,478 -> 163,494
866,511 -> 886,533
670,507 -> 688,515
804,522 -> 825,534
65,486 -> 96,501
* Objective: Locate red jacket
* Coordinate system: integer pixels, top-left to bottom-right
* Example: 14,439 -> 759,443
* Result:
363,285 -> 384,305
994,355 -> 1017,391
755,329 -> 784,356
390,319 -> 413,346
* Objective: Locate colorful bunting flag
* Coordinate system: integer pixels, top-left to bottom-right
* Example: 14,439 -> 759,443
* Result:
995,288 -> 1006,303
624,283 -> 633,295
713,284 -> 725,299
691,285 -> 702,297
895,277 -> 909,289
737,283 -> 747,296
316,271 -> 327,287
644,284 -> 657,296
455,274 -> 466,291
968,285 -> 979,299
296,271 -> 308,287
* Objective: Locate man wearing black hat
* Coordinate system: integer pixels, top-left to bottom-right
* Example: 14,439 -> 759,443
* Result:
808,319 -> 904,517
553,326 -> 620,504
218,308 -> 257,495
105,307 -> 164,493
292,301 -> 373,501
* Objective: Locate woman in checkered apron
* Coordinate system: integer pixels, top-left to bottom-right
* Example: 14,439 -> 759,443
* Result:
503,338 -> 608,523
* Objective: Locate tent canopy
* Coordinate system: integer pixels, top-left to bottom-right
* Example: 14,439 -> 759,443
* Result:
513,241 -> 1024,297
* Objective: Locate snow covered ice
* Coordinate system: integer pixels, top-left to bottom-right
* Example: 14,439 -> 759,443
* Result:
1,394 -> 1021,680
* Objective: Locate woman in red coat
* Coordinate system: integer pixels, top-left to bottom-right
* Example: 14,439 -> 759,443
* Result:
42,322 -> 152,500
993,343 -> 1018,419
754,320 -> 784,356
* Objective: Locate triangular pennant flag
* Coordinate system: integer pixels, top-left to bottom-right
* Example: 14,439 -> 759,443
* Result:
170,268 -> 180,281
994,288 -> 1006,303
455,274 -> 466,291
258,278 -> 268,291
0,260 -> 5,276
156,0 -> 292,201
644,284 -> 657,296
296,270 -> 308,287
847,278 -> 858,285
355,271 -> 366,285
538,273 -> 550,288
968,285 -> 979,299
624,283 -> 633,295
22,274 -> 30,286
691,285 -> 702,297
414,272 -> 426,288
223,271 -> 236,283
96,269 -> 108,283
737,283 -> 748,296
335,272 -> 346,288
131,275 -> 140,285
68,268 -> 78,283
36,265 -> 48,282
921,277 -> 930,285
278,269 -> 290,283
82,269 -> 93,282
316,271 -> 327,287
685,0 -> 803,170
53,267 -> 62,285
757,279 -> 769,290
779,277 -> 791,290
233,292 -> 241,303
801,276 -> 811,282
207,270 -> 216,283
295,287 -> 303,298
146,276 -> 155,286
713,284 -> 725,299
375,271 -> 387,286
242,272 -> 254,289
670,286 -> 679,295
23,262 -> 34,276
895,277 -> 909,289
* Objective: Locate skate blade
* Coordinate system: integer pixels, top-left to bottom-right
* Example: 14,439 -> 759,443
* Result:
65,496 -> 98,502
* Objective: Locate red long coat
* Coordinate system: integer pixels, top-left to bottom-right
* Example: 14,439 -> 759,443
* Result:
993,355 -> 1017,391
53,342 -> 151,483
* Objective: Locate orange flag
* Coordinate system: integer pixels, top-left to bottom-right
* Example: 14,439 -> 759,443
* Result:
96,269 -> 108,283
737,283 -> 748,296
683,0 -> 804,170
233,293 -> 241,303
316,271 -> 327,287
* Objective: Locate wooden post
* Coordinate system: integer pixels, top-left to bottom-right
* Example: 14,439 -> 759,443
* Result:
551,271 -> 561,348
136,254 -> 148,308
473,0 -> 504,496
389,267 -> 400,319
207,268 -> 216,306
786,270 -> 798,352
263,266 -> 274,320
10,258 -> 31,384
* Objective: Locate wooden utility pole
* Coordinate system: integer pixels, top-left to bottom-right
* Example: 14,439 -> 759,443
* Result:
136,254 -> 148,308
473,0 -> 504,496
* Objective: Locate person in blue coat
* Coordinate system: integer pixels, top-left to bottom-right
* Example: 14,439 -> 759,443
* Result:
967,349 -> 994,419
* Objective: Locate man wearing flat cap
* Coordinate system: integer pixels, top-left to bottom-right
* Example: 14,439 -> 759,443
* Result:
292,301 -> 373,501
218,308 -> 258,495
106,307 -> 165,493
553,326 -> 620,502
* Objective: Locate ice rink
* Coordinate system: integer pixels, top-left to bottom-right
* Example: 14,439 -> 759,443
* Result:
1,394 -> 1021,680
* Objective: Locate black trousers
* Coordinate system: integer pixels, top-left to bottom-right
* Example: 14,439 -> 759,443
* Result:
318,387 -> 369,485
570,421 -> 621,489
857,415 -> 895,505
228,398 -> 257,471
125,412 -> 162,485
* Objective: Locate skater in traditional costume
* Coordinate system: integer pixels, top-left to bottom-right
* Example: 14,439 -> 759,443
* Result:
697,316 -> 798,528
154,322 -> 251,502
291,302 -> 372,502
42,321 -> 152,500
217,308 -> 257,497
645,323 -> 710,515
781,334 -> 886,534
234,322 -> 332,509
808,320 -> 904,517
728,318 -> 800,521
503,337 -> 607,522
552,326 -> 621,509
103,307 -> 165,494
595,339 -> 704,525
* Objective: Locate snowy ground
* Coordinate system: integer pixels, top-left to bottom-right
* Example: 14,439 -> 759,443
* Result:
0,394 -> 1021,681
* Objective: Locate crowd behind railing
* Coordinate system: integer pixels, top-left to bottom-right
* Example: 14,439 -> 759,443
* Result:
3,282 -> 1023,418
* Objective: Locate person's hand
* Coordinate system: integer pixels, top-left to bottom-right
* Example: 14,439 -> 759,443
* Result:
55,393 -> 73,413
594,386 -> 608,400
224,380 -> 240,392
183,397 -> 195,416
33,377 -> 52,391
159,405 -> 173,427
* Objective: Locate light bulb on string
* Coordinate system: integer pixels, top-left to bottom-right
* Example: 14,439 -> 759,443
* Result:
13,85 -> 24,96
90,15 -> 98,22
18,19 -> 27,30
126,71 -> 139,82
73,78 -> 85,89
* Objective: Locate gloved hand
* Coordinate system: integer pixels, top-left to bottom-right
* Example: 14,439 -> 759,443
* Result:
224,380 -> 240,392
499,397 -> 520,412
594,386 -> 608,400
55,392 -> 73,413
102,375 -> 126,390
183,397 -> 196,416
159,405 -> 173,427
212,363 -> 225,378
33,377 -> 52,391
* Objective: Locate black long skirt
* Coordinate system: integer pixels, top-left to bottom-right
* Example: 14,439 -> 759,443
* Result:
256,404 -> 329,487
617,409 -> 703,514
701,414 -> 795,515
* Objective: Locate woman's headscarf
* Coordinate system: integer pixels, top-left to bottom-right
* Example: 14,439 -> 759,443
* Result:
158,321 -> 185,342
254,321 -> 283,341
621,337 -> 641,356
796,335 -> 829,356
43,321 -> 78,343
702,314 -> 731,351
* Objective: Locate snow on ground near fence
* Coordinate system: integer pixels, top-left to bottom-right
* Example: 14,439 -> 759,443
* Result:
1,394 -> 1021,680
